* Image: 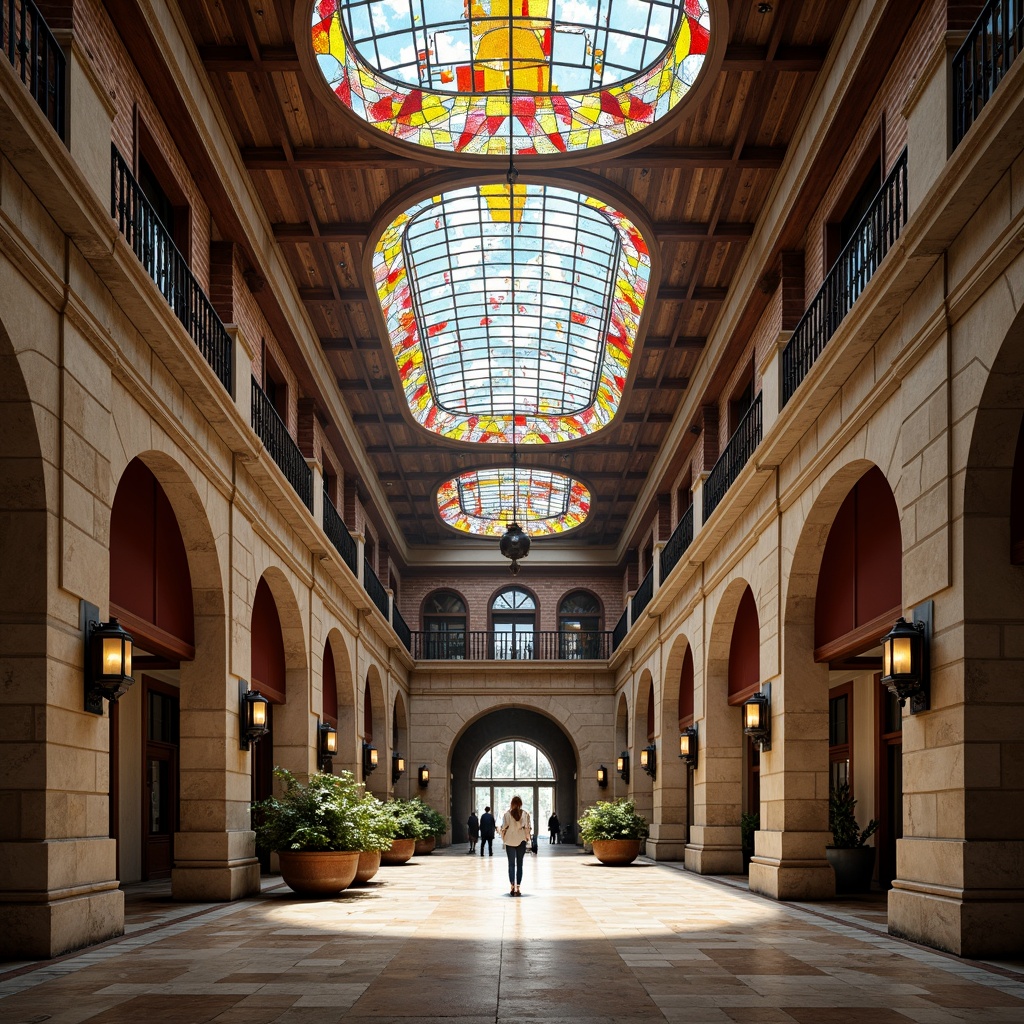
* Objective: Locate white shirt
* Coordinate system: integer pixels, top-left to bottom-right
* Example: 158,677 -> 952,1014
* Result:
501,809 -> 532,846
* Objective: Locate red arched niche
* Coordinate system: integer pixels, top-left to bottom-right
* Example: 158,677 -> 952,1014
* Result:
646,682 -> 655,741
678,646 -> 694,728
728,588 -> 760,704
323,640 -> 338,726
814,467 -> 902,661
363,679 -> 373,740
251,579 -> 286,702
110,458 -> 194,658
1010,416 -> 1024,563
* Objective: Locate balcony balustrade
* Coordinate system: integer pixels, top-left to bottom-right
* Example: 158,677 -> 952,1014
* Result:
391,603 -> 411,652
363,559 -> 389,621
660,504 -> 694,583
3,0 -> 65,139
612,608 -> 628,652
250,378 -> 312,511
323,492 -> 358,576
631,569 -> 654,623
410,630 -> 613,661
703,393 -> 763,523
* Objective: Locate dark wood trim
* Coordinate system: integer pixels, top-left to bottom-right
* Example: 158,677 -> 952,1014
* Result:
110,602 -> 196,662
109,700 -> 119,878
141,677 -> 180,881
727,681 -> 760,707
813,606 -> 900,664
828,656 -> 883,672
828,680 -> 854,794
874,672 -> 903,889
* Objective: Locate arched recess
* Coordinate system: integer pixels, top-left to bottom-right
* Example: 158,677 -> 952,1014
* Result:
324,629 -> 357,777
450,707 -> 577,846
392,691 -> 409,797
759,458 -> 899,902
614,691 -> 629,799
686,579 -> 754,876
632,671 -> 655,826
363,664 -> 387,797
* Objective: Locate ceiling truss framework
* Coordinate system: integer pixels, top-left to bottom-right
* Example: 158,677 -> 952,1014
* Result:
179,0 -> 847,552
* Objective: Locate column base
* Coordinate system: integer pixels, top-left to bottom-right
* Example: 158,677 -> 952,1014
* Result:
747,829 -> 836,899
645,837 -> 688,861
0,886 -> 124,960
171,829 -> 260,902
685,825 -> 743,874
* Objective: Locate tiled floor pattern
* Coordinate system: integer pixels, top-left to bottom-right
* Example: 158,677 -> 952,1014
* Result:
2,847 -> 1023,1023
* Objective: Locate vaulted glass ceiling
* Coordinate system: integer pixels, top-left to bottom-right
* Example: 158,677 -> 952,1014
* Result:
437,468 -> 591,537
311,0 -> 711,156
373,182 -> 651,444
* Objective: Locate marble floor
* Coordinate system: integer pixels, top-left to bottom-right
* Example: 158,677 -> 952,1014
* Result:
2,846 -> 1023,1024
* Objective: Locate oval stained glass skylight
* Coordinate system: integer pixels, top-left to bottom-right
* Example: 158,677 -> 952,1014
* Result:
374,183 -> 651,444
437,468 -> 591,537
310,0 -> 711,156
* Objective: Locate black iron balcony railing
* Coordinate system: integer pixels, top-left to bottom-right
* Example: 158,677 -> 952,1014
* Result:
953,0 -> 1024,147
703,392 -> 763,523
392,603 -> 411,652
612,607 -> 628,652
111,146 -> 233,395
782,150 -> 907,406
364,559 -> 389,621
660,504 -> 694,583
631,569 -> 654,623
409,630 -> 613,661
3,0 -> 65,140
250,378 -> 312,511
323,492 -> 358,577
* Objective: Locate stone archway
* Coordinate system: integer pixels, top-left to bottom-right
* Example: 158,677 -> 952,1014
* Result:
632,670 -> 655,827
324,628 -> 357,777
363,664 -> 388,797
614,691 -> 629,800
392,691 -> 410,798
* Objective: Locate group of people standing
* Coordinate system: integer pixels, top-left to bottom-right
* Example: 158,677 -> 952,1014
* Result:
465,802 -> 562,897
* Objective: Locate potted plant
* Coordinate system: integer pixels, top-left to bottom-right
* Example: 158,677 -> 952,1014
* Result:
826,783 -> 879,894
740,811 -> 760,872
350,793 -> 399,884
253,768 -> 362,895
379,799 -> 428,864
409,797 -> 447,854
578,799 -> 649,865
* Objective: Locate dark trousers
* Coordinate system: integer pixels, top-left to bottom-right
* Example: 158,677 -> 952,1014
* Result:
506,841 -> 526,885
480,836 -> 493,855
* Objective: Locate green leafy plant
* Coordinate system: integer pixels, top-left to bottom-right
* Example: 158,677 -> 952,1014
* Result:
350,793 -> 401,852
408,796 -> 448,838
828,783 -> 878,848
253,768 -> 362,852
740,811 -> 760,855
383,798 -> 430,840
577,799 -> 649,843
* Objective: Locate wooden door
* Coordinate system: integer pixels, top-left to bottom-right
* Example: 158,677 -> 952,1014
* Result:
142,679 -> 179,880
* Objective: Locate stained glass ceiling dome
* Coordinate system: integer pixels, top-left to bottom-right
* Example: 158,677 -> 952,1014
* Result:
372,181 -> 651,444
438,468 -> 591,537
311,0 -> 712,158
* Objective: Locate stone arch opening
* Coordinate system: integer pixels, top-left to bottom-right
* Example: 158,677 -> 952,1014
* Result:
615,691 -> 629,799
632,671 -> 655,825
324,628 -> 357,777
363,664 -> 387,797
392,691 -> 409,798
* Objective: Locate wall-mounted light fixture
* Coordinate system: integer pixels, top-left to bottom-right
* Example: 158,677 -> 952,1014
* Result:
239,680 -> 270,750
881,601 -> 932,714
392,751 -> 406,784
678,725 -> 698,771
616,750 -> 630,784
742,683 -> 771,752
417,764 -> 430,788
362,741 -> 379,778
318,722 -> 338,772
640,743 -> 657,780
82,601 -> 135,714
596,764 -> 608,788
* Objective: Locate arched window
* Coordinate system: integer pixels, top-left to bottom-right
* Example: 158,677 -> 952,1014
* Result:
558,590 -> 601,659
472,740 -> 555,838
491,588 -> 536,660
423,589 -> 467,660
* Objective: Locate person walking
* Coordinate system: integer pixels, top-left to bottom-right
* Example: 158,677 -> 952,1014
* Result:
548,812 -> 560,844
500,795 -> 531,896
467,810 -> 479,854
479,806 -> 496,856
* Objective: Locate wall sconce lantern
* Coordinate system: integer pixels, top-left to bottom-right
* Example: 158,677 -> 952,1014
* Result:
83,602 -> 135,714
679,725 -> 698,770
362,741 -> 379,778
640,743 -> 657,780
318,722 -> 338,772
239,681 -> 270,750
616,750 -> 630,784
881,601 -> 931,714
742,682 -> 772,752
392,752 -> 406,784
596,764 -> 608,788
417,764 -> 430,788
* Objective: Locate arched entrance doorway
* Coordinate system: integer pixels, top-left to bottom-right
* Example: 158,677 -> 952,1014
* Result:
450,709 -> 577,845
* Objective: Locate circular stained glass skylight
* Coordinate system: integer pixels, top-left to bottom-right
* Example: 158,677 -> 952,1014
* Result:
311,0 -> 712,157
373,182 -> 651,444
437,468 -> 591,537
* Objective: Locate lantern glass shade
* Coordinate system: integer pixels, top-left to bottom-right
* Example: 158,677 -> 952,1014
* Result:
596,765 -> 608,787
616,756 -> 624,772
418,765 -> 430,786
679,732 -> 692,758
884,634 -> 914,678
639,748 -> 649,768
240,686 -> 270,749
101,634 -> 130,678
325,727 -> 338,754
251,700 -> 267,728
397,757 -> 406,773
744,698 -> 763,730
369,747 -> 379,767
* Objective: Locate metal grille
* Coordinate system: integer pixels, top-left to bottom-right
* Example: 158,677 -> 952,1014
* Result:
3,0 -> 65,139
392,604 -> 412,652
112,146 -> 233,395
323,492 -> 358,577
612,608 -> 628,651
703,392 -> 763,524
250,378 -> 312,511
631,568 -> 654,622
782,150 -> 907,407
410,630 -> 612,661
364,559 -> 390,621
659,503 -> 694,582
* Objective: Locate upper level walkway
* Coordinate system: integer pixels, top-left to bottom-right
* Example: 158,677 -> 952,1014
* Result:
2,847 -> 1022,1023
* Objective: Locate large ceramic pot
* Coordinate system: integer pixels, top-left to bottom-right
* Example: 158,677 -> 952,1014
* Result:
414,836 -> 436,855
353,849 -> 382,884
277,850 -> 360,895
591,839 -> 643,865
826,845 -> 876,894
380,837 -> 417,865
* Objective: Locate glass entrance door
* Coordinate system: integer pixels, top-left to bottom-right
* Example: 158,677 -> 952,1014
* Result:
473,740 -> 556,843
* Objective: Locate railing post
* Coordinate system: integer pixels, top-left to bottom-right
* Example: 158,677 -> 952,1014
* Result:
625,592 -> 635,633
353,534 -> 365,588
759,331 -> 791,435
228,326 -> 256,428
691,471 -> 709,536
308,458 -> 324,530
653,541 -> 665,593
53,29 -> 111,188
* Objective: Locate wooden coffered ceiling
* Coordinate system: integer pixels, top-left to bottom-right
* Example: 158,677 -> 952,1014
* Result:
175,0 -> 847,554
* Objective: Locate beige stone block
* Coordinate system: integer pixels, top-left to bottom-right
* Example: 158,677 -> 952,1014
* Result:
171,862 -> 260,902
174,828 -> 256,862
0,887 -> 123,960
749,860 -> 835,900
0,837 -> 116,891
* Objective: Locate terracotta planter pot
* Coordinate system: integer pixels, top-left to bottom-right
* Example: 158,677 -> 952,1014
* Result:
380,837 -> 416,865
414,836 -> 437,855
591,838 -> 643,865
277,850 -> 360,896
826,845 -> 876,894
353,849 -> 382,884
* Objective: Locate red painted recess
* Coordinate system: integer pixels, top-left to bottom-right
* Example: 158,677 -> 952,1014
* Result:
728,587 -> 760,702
251,578 -> 286,703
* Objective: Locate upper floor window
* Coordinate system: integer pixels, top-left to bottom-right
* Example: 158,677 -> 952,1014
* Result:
491,587 -> 536,660
311,0 -> 712,159
423,590 -> 467,658
558,590 -> 601,658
